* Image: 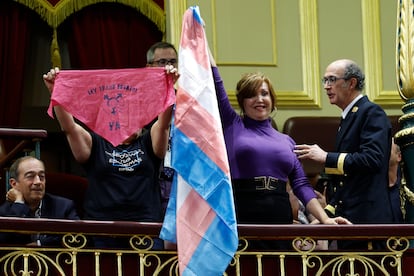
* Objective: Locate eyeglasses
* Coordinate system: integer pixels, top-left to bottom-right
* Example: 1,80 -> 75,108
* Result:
150,59 -> 177,66
321,76 -> 348,86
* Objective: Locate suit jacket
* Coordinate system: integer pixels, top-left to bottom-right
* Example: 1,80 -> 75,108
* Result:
324,96 -> 393,224
0,193 -> 79,246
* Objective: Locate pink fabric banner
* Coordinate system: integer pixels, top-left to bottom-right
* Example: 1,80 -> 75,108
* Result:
47,67 -> 175,146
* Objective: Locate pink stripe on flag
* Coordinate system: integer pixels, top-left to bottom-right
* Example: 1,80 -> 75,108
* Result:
177,189 -> 215,271
180,28 -> 209,70
175,89 -> 229,174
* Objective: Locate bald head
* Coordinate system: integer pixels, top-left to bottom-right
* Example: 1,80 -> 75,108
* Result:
323,59 -> 365,110
326,59 -> 365,91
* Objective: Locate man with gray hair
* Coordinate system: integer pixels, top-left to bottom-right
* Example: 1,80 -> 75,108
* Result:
294,59 -> 393,249
0,156 -> 79,246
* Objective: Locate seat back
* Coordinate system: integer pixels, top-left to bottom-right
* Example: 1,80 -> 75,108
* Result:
282,115 -> 401,185
45,172 -> 88,218
283,116 -> 340,181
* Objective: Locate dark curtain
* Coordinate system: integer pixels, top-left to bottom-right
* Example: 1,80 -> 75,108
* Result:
153,0 -> 164,9
61,3 -> 163,69
0,1 -> 164,128
0,0 -> 34,127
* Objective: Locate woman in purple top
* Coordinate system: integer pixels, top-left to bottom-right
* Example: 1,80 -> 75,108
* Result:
210,56 -> 349,249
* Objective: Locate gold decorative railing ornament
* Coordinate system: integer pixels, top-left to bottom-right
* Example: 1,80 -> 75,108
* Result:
142,253 -> 179,275
236,237 -> 249,252
292,236 -> 318,252
1,219 -> 414,275
62,233 -> 88,249
130,234 -> 155,250
225,236 -> 409,276
0,237 -> 407,275
1,250 -> 67,275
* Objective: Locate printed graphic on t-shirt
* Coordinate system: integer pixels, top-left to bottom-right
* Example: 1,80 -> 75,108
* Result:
106,149 -> 144,171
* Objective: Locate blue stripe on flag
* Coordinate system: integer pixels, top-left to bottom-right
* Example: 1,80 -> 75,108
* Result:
191,6 -> 204,26
159,174 -> 177,242
172,127 -> 237,229
184,215 -> 239,275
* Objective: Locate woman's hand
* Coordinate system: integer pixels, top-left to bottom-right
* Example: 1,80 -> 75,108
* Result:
321,216 -> 352,225
42,67 -> 60,94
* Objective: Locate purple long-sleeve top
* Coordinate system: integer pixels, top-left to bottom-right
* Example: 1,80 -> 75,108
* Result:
212,67 -> 316,206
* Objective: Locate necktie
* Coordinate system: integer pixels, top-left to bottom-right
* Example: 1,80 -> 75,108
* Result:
338,117 -> 344,132
30,207 -> 41,245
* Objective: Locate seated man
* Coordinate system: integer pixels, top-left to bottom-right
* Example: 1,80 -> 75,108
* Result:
0,156 -> 79,246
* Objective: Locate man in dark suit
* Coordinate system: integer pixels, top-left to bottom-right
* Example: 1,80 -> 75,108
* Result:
294,59 -> 393,249
0,156 -> 79,246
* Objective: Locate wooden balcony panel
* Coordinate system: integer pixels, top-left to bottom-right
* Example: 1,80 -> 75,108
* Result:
2,217 -> 414,238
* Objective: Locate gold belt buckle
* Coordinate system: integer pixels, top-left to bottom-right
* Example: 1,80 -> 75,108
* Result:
255,176 -> 278,191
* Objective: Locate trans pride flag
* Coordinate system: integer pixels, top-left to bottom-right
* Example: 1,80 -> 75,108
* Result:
160,6 -> 238,276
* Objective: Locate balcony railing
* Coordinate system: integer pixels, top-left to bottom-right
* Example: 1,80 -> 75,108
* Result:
1,217 -> 414,276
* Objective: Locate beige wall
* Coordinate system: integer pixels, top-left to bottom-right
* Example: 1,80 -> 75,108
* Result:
166,0 -> 403,129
